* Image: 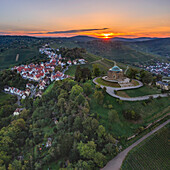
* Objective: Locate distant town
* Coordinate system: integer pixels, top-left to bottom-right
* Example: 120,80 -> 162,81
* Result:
139,61 -> 170,77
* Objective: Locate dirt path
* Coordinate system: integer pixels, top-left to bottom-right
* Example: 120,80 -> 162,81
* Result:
102,119 -> 170,170
90,58 -> 104,64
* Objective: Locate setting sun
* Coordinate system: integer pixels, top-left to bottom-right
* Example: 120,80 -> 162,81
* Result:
99,33 -> 115,39
103,33 -> 111,39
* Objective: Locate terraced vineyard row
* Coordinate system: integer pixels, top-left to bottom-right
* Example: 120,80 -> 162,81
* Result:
121,123 -> 170,170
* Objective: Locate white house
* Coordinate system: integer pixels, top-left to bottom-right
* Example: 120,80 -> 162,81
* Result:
156,81 -> 169,90
4,86 -> 10,92
13,108 -> 24,116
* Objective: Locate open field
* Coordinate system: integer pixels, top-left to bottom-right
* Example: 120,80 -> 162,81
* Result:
95,77 -> 120,87
43,82 -> 55,95
117,86 -> 161,97
65,56 -> 124,77
121,123 -> 170,170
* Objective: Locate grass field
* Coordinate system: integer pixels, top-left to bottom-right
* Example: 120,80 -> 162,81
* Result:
43,83 -> 55,95
117,86 -> 161,97
95,77 -> 120,87
121,123 -> 170,170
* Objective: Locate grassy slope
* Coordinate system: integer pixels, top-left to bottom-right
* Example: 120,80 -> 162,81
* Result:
43,82 -> 55,95
96,77 -> 120,87
65,52 -> 133,77
117,86 -> 162,97
65,52 -> 170,138
121,124 -> 170,170
89,84 -> 170,137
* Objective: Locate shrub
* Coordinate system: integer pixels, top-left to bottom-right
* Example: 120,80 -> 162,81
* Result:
123,110 -> 141,121
108,110 -> 119,123
108,104 -> 113,109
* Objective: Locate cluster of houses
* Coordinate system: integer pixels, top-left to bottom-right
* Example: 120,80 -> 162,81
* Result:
5,44 -> 87,101
141,62 -> 170,77
4,86 -> 30,99
156,81 -> 169,90
39,45 -> 86,65
12,59 -> 68,82
12,45 -> 86,90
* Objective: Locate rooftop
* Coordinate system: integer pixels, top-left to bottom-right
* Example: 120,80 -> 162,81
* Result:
109,66 -> 122,72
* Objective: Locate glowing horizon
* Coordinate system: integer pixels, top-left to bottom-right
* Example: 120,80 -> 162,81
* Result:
0,0 -> 170,38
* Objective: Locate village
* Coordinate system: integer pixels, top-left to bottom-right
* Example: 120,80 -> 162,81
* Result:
4,44 -> 86,100
140,61 -> 170,77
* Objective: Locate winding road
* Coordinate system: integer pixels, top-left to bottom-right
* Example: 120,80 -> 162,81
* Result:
102,119 -> 170,170
93,77 -> 169,101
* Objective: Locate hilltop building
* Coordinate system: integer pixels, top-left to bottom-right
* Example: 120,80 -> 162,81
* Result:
103,65 -> 133,87
107,66 -> 124,81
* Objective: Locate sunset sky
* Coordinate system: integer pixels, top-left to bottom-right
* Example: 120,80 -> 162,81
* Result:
0,0 -> 170,38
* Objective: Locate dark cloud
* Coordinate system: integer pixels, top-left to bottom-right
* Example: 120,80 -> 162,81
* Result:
29,28 -> 109,34
0,32 -> 12,34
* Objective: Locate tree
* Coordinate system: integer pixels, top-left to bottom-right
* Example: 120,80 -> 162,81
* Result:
104,143 -> 115,155
8,160 -> 22,170
70,84 -> 83,99
108,110 -> 119,122
102,87 -> 107,95
73,116 -> 82,131
92,64 -> 100,77
127,68 -> 138,79
97,125 -> 106,137
75,66 -> 82,82
94,152 -> 106,168
75,93 -> 85,105
140,70 -> 153,84
93,91 -> 104,104
77,141 -> 96,159
72,160 -> 94,169
57,98 -> 66,113
83,83 -> 92,96
123,110 -> 141,121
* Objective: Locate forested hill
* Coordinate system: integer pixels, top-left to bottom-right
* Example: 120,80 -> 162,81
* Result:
77,40 -> 151,64
76,38 -> 170,64
0,36 -> 170,70
130,38 -> 170,57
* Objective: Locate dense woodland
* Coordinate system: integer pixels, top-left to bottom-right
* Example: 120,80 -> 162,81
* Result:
0,65 -> 166,169
0,70 -> 29,91
0,78 -> 120,169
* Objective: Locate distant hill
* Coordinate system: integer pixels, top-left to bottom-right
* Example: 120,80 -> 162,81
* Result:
0,36 -> 169,69
75,38 -> 170,64
130,38 -> 170,57
68,35 -> 99,41
55,36 -> 158,42
0,36 -> 46,70
110,37 -> 158,42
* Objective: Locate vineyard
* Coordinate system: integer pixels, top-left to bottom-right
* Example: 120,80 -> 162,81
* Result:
121,123 -> 170,170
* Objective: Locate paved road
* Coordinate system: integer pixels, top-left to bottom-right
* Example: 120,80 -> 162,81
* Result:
102,119 -> 170,170
93,77 -> 169,101
17,96 -> 21,106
